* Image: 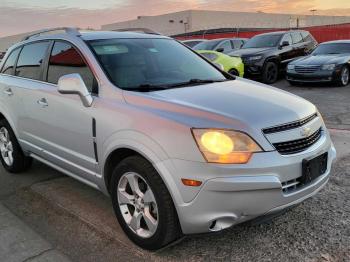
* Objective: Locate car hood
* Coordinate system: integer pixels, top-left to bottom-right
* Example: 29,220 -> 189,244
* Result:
229,47 -> 274,57
123,78 -> 316,131
291,54 -> 348,65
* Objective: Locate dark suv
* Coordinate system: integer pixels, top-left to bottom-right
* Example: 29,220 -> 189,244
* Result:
229,30 -> 317,84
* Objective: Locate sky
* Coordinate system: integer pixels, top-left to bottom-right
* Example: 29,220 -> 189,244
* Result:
1,0 -> 350,37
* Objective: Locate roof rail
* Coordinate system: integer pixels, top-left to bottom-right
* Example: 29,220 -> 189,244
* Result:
22,27 -> 81,41
113,28 -> 162,35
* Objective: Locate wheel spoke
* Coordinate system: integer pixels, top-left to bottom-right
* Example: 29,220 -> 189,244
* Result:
143,209 -> 157,233
118,190 -> 135,205
126,174 -> 143,197
7,151 -> 13,165
143,188 -> 156,204
129,211 -> 142,232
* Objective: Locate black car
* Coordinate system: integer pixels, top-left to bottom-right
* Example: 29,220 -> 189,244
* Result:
286,40 -> 350,86
193,38 -> 248,54
229,30 -> 318,84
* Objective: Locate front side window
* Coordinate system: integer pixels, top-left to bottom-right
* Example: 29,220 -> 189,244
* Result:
193,40 -> 222,51
217,41 -> 232,52
232,40 -> 244,49
16,41 -> 50,80
243,34 -> 283,48
280,34 -> 292,45
47,41 -> 96,93
88,38 -> 227,91
1,48 -> 21,75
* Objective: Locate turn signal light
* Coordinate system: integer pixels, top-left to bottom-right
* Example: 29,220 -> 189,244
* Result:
181,179 -> 202,187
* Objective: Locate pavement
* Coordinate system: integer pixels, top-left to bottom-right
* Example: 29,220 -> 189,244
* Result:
0,79 -> 349,261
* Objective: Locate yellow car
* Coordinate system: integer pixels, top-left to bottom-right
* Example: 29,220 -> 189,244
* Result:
197,50 -> 244,77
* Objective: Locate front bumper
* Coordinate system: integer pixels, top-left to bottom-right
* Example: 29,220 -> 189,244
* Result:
155,131 -> 336,234
286,69 -> 341,83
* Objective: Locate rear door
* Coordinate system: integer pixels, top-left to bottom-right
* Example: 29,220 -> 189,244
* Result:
279,33 -> 294,66
291,32 -> 305,57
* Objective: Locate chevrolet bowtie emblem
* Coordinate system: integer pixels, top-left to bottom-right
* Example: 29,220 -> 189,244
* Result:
300,127 -> 312,137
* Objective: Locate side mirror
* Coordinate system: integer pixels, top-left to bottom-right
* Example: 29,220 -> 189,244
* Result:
280,41 -> 290,48
58,73 -> 93,107
216,47 -> 224,53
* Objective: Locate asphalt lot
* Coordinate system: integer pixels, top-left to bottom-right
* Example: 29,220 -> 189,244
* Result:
0,79 -> 349,262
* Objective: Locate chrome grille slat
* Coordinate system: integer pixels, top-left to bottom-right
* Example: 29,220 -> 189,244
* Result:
282,179 -> 301,194
295,65 -> 320,74
273,128 -> 322,155
262,113 -> 318,134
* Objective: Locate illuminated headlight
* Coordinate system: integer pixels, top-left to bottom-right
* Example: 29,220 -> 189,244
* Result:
287,64 -> 295,70
192,129 -> 262,164
247,55 -> 262,61
322,64 -> 336,71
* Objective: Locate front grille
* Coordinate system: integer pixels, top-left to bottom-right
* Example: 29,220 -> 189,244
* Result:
295,65 -> 320,73
262,113 -> 318,134
273,128 -> 322,155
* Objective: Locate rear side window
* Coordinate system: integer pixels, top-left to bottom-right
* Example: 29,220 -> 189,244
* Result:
232,40 -> 244,49
291,32 -> 303,44
301,31 -> 315,43
1,48 -> 21,75
16,41 -> 50,80
47,41 -> 95,93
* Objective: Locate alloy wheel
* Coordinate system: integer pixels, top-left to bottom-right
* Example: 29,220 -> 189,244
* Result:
266,64 -> 278,82
117,172 -> 159,238
341,67 -> 349,86
0,127 -> 14,166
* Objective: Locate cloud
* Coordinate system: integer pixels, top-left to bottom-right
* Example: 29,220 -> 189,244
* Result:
0,0 -> 349,37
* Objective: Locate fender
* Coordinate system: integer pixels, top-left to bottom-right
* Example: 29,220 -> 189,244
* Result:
0,105 -> 20,139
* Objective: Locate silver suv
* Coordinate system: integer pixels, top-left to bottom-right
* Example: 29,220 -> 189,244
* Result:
0,28 -> 336,250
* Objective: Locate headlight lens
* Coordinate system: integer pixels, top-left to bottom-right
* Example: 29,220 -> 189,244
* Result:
322,64 -> 336,71
247,55 -> 262,61
192,129 -> 262,164
287,64 -> 295,70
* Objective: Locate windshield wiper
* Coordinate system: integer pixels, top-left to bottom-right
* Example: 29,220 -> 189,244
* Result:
123,84 -> 169,92
166,78 -> 228,88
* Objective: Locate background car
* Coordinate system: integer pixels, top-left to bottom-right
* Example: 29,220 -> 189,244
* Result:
286,40 -> 350,86
182,39 -> 207,48
197,50 -> 244,77
193,38 -> 248,54
229,30 -> 318,84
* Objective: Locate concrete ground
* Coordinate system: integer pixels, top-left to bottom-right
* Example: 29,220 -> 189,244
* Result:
0,80 -> 349,261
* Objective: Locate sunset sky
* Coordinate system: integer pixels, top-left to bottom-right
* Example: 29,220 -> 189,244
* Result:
1,0 -> 349,37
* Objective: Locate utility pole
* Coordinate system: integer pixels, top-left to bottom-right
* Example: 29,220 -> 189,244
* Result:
310,9 -> 317,16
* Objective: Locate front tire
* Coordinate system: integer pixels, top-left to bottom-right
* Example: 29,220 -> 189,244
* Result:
110,156 -> 182,250
337,66 -> 350,87
0,119 -> 32,173
228,69 -> 239,76
262,61 -> 279,84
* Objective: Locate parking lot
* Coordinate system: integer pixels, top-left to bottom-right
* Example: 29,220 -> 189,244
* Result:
0,79 -> 349,262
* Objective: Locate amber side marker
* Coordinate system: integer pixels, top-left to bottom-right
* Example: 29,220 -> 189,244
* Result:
181,179 -> 202,187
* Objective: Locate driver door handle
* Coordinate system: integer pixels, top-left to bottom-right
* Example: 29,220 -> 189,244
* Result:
3,88 -> 13,96
37,98 -> 48,107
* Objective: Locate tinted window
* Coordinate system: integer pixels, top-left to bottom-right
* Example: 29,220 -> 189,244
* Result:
243,34 -> 283,48
200,52 -> 218,61
1,48 -> 21,75
291,32 -> 303,44
48,41 -> 95,93
88,38 -> 226,90
311,43 -> 350,55
301,31 -> 315,43
232,40 -> 244,49
16,42 -> 49,80
217,41 -> 232,52
281,34 -> 292,45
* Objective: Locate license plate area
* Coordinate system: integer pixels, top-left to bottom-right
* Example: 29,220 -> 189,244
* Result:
301,152 -> 328,185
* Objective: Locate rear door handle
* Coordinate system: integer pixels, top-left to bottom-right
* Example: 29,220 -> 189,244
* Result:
3,88 -> 13,96
37,98 -> 48,107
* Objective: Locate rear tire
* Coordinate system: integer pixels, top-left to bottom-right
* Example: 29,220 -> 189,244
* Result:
262,61 -> 279,84
110,155 -> 182,250
0,119 -> 32,173
337,65 -> 349,87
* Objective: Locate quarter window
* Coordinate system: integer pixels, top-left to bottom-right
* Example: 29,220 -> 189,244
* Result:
16,41 -> 50,80
47,41 -> 96,93
1,48 -> 21,75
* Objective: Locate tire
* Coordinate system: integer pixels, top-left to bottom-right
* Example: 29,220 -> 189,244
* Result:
228,69 -> 239,76
262,61 -> 279,84
337,65 -> 350,87
0,119 -> 32,173
110,155 -> 182,250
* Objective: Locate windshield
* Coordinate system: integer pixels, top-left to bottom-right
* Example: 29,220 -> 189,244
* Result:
193,40 -> 222,50
243,34 -> 283,48
312,43 -> 350,55
88,38 -> 227,91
